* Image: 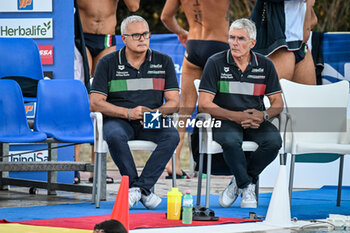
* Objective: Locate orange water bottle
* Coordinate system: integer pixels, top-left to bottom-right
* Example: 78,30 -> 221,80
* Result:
167,187 -> 182,220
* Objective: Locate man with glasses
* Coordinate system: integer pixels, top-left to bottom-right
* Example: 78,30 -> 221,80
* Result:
75,0 -> 140,185
198,18 -> 283,208
161,0 -> 230,179
90,15 -> 180,209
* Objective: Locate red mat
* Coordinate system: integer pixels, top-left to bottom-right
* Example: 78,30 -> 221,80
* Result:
3,213 -> 255,230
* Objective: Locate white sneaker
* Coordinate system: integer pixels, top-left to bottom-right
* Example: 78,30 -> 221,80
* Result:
141,192 -> 162,209
219,176 -> 239,207
129,187 -> 141,209
240,183 -> 257,208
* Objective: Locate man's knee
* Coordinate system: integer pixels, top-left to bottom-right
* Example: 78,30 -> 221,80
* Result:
262,134 -> 282,151
218,135 -> 243,151
104,126 -> 129,144
107,131 -> 129,143
163,129 -> 180,147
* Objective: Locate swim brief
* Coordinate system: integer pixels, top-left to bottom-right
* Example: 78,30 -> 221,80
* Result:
185,40 -> 229,68
84,33 -> 116,58
293,43 -> 307,64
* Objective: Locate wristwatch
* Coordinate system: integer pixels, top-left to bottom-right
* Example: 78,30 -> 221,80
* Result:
263,110 -> 269,121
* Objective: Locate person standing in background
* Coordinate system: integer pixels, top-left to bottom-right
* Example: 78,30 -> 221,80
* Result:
250,0 -> 318,84
161,0 -> 230,178
74,0 -> 140,184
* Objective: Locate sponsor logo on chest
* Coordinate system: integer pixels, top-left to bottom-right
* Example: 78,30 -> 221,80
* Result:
252,68 -> 264,73
148,64 -> 165,75
220,66 -> 233,79
116,65 -> 130,77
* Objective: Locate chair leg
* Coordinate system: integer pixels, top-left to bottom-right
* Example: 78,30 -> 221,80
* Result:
0,143 -> 9,190
47,142 -> 57,195
255,177 -> 259,204
196,152 -> 204,206
279,153 -> 287,166
100,152 -> 107,201
289,154 -> 296,206
187,133 -> 195,176
92,152 -> 98,205
96,152 -> 102,208
205,153 -> 212,208
337,155 -> 344,206
171,151 -> 176,187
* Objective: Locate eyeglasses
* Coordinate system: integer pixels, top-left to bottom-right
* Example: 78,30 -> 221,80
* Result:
123,32 -> 151,41
229,35 -> 249,43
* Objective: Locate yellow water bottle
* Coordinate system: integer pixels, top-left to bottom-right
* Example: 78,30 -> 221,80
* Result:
167,187 -> 182,220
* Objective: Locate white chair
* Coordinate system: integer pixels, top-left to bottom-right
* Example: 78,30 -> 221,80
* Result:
280,79 -> 350,206
90,112 -> 177,208
193,79 -> 259,208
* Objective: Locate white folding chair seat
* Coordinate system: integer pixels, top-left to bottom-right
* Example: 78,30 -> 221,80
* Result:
91,112 -> 177,208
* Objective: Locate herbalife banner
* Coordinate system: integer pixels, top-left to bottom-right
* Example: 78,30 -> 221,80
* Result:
0,18 -> 53,38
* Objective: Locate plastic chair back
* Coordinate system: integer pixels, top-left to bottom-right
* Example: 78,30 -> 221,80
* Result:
0,80 -> 46,142
34,79 -> 94,143
280,79 -> 349,150
0,38 -> 44,81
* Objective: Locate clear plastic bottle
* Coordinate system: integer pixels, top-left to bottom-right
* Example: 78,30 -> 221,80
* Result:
182,190 -> 193,224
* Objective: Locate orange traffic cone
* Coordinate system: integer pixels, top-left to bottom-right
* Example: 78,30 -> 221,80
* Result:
111,175 -> 129,232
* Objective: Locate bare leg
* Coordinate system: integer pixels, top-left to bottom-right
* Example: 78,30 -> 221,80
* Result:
166,58 -> 203,175
92,46 -> 116,75
293,49 -> 316,85
74,145 -> 81,183
303,0 -> 317,43
268,48 -> 296,80
85,47 -> 93,77
89,145 -> 95,180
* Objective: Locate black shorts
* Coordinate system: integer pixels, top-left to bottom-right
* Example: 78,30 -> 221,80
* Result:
84,33 -> 116,58
185,40 -> 229,68
293,43 -> 307,64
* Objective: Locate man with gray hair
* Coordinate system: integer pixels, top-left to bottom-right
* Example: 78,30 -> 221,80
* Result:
90,15 -> 180,209
198,18 -> 283,208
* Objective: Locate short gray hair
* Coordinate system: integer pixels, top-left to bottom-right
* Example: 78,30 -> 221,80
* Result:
120,15 -> 149,35
229,18 -> 256,40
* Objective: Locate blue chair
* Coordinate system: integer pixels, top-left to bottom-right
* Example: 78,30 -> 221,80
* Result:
0,80 -> 46,191
34,79 -> 94,143
0,79 -> 46,143
0,38 -> 44,102
33,79 -> 98,198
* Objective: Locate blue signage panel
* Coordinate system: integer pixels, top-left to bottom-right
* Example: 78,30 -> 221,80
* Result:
321,32 -> 350,84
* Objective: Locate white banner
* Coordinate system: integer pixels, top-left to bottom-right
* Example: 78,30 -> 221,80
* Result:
0,18 -> 53,38
10,150 -> 48,162
0,0 -> 52,12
